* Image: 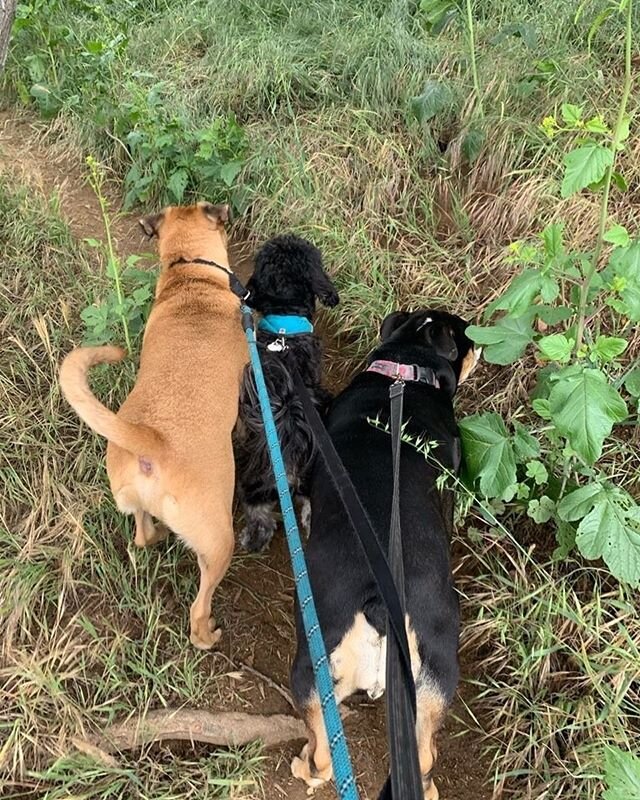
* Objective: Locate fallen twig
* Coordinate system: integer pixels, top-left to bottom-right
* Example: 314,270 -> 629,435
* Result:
76,709 -> 306,754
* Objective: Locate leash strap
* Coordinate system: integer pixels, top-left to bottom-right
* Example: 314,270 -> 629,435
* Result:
241,306 -> 358,800
288,359 -> 417,716
381,380 -> 423,799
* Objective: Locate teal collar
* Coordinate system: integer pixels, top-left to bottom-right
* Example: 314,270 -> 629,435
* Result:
258,314 -> 314,336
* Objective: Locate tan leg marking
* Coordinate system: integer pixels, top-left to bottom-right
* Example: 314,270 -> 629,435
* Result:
416,690 -> 446,800
188,517 -> 234,650
133,511 -> 169,547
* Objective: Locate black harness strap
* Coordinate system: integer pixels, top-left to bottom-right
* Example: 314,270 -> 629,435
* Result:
169,256 -> 249,300
288,360 -> 417,718
380,380 -> 423,799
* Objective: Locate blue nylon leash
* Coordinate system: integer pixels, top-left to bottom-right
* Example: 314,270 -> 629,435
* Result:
240,305 -> 359,800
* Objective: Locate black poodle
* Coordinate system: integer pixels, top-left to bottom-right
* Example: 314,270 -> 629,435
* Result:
235,234 -> 339,552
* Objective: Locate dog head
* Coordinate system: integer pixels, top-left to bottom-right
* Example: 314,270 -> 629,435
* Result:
246,234 -> 339,317
139,201 -> 231,269
379,308 -> 481,390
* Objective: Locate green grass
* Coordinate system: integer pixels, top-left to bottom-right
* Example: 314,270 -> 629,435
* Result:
0,181 -> 262,797
3,0 -> 640,797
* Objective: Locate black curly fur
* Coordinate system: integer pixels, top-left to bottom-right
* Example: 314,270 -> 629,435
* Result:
234,234 -> 338,553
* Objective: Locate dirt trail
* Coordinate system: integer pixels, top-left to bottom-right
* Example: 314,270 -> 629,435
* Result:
0,111 -> 491,800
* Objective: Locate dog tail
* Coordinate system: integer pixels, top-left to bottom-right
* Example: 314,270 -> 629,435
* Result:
59,345 -> 163,458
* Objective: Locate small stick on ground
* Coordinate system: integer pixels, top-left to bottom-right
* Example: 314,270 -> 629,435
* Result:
76,709 -> 306,754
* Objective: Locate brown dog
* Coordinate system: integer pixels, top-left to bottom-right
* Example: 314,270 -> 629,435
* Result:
59,202 -> 248,649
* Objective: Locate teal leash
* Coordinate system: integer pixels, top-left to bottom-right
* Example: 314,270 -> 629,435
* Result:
240,305 -> 359,800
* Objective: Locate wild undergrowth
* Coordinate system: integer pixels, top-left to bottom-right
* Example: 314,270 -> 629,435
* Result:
3,0 -> 640,797
0,180 -> 262,797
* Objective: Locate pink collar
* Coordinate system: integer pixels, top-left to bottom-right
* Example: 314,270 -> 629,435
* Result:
366,360 -> 440,388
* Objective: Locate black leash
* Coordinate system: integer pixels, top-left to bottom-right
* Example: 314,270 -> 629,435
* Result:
380,380 -> 423,799
288,361 -> 418,715
169,256 -> 249,300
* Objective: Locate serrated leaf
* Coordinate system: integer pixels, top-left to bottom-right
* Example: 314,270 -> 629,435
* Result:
220,160 -> 243,187
541,223 -> 564,260
549,367 -> 628,464
459,413 -> 517,499
552,520 -> 577,559
624,368 -> 640,398
604,224 -> 630,247
536,305 -> 574,325
561,144 -> 614,198
527,496 -> 555,523
466,314 -> 535,365
603,746 -> 640,800
532,398 -> 552,419
611,171 -> 628,191
557,483 -> 603,522
410,80 -> 453,123
512,421 -> 540,461
525,460 -> 548,485
485,269 -> 543,318
576,487 -> 640,586
561,103 -> 582,127
584,115 -> 609,134
539,276 -> 560,303
538,333 -> 574,363
592,335 -> 627,362
167,169 -> 189,202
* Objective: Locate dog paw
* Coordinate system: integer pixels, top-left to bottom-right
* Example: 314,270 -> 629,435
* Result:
291,746 -> 332,789
190,618 -> 222,650
239,521 -> 276,553
320,289 -> 339,308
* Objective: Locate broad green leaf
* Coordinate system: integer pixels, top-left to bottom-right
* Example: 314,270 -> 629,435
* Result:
576,487 -> 640,586
539,276 -> 560,303
557,483 -> 603,521
561,144 -> 614,198
541,223 -> 564,260
168,169 -> 189,202
604,746 -> 640,800
459,413 -> 517,499
525,460 -> 548,485
532,398 -> 552,419
527,496 -> 555,523
606,241 -> 640,321
548,367 -> 628,464
561,103 -> 582,127
538,333 -> 574,364
592,336 -> 628,362
420,0 -> 458,32
490,22 -> 537,50
611,171 -> 628,192
220,160 -> 243,187
512,421 -> 540,461
466,314 -> 535,365
624,368 -> 640,398
536,305 -> 574,325
603,224 -> 630,247
486,269 -> 542,318
552,520 -> 576,560
410,80 -> 453,123
584,115 -> 610,134
618,114 -> 631,143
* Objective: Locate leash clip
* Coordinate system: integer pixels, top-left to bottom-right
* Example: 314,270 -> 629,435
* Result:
390,379 -> 405,398
267,336 -> 288,353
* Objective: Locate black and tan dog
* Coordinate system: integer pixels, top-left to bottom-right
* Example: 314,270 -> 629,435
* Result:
59,202 -> 248,650
235,234 -> 338,552
289,308 -> 480,799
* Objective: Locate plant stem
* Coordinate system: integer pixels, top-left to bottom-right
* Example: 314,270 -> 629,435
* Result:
87,158 -> 133,354
464,0 -> 483,117
574,0 -> 634,353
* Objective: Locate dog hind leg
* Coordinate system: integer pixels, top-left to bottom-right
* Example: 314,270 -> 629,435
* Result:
133,510 -> 169,547
416,689 -> 446,800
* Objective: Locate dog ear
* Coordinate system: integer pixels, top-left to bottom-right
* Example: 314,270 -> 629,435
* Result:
419,319 -> 458,362
380,311 -> 412,341
311,267 -> 339,308
198,201 -> 232,226
138,211 -> 165,238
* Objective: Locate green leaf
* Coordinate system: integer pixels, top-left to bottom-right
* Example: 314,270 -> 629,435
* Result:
466,314 -> 535,365
552,521 -> 577,560
618,114 -> 631,143
419,0 -> 458,32
604,224 -> 631,247
557,483 -> 603,522
532,398 -> 552,420
538,333 -> 574,364
410,80 -> 453,123
592,336 -> 628,363
459,413 -> 517,499
462,127 -> 485,163
485,269 -> 542,318
584,115 -> 610,135
576,487 -> 640,586
539,276 -> 560,303
603,746 -> 640,800
611,171 -> 628,192
527,496 -> 555,523
561,103 -> 582,127
512,421 -> 540,461
525,460 -> 548,485
561,144 -> 614,198
624,368 -> 640,398
541,223 -> 565,260
606,241 -> 640,321
167,169 -> 189,202
549,367 -> 628,464
220,160 -> 243,187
